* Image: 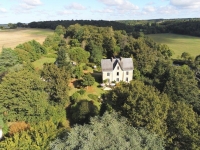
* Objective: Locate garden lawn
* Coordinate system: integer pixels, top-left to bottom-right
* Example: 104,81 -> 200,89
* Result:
32,57 -> 56,70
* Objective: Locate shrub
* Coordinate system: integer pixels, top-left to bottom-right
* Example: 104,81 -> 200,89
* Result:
82,65 -> 88,70
70,92 -> 80,103
78,89 -> 86,95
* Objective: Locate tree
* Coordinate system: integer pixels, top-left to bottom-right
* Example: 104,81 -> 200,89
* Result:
15,40 -> 47,62
41,63 -> 70,104
55,47 -> 70,68
54,25 -> 66,36
43,34 -> 62,51
0,120 -> 60,150
50,112 -> 165,150
104,80 -> 170,137
70,100 -> 99,124
81,73 -> 95,88
0,69 -> 50,123
68,47 -> 90,64
72,66 -> 83,79
163,65 -> 200,113
166,102 -> 200,150
0,48 -> 19,73
181,52 -> 192,61
85,40 -> 103,64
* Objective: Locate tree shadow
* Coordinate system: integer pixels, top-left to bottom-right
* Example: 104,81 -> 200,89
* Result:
72,79 -> 83,88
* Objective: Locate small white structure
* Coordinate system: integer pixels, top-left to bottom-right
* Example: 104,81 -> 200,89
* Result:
0,128 -> 2,139
101,57 -> 134,84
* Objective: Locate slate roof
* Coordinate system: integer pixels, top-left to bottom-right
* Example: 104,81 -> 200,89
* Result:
101,58 -> 134,72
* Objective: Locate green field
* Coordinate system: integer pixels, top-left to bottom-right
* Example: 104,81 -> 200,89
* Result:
147,33 -> 200,58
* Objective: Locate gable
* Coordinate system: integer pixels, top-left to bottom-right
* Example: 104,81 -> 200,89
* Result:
101,57 -> 134,72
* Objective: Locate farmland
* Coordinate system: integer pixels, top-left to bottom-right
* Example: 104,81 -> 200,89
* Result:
147,33 -> 200,58
0,28 -> 53,52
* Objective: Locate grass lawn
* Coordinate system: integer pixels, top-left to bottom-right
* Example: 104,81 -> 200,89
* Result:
0,28 -> 53,52
69,65 -> 105,110
147,33 -> 200,58
32,57 -> 56,70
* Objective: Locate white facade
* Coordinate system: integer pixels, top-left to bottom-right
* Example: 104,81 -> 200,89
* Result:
0,129 -> 2,139
101,58 -> 133,84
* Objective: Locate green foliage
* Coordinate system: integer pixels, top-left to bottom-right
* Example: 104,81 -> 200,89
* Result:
181,52 -> 193,61
41,63 -> 70,104
68,47 -> 90,64
72,66 -> 83,79
81,73 -> 95,87
78,89 -> 86,95
163,65 -> 200,113
15,40 -> 47,62
43,33 -> 62,51
70,92 -> 81,103
0,48 -> 19,73
0,116 -> 8,134
0,120 -> 61,150
56,47 -> 70,68
54,25 -> 66,36
82,64 -> 88,70
166,102 -> 200,150
70,100 -> 99,124
69,39 -> 81,47
85,40 -> 103,64
104,80 -> 170,137
0,70 -> 50,123
50,112 -> 165,150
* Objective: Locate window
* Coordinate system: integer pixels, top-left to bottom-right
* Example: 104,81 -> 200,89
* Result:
116,78 -> 119,82
126,71 -> 129,75
117,72 -> 119,76
117,66 -> 119,70
107,73 -> 110,76
126,77 -> 128,82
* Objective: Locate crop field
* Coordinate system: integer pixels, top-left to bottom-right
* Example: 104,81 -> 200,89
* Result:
0,28 -> 53,52
147,33 -> 200,58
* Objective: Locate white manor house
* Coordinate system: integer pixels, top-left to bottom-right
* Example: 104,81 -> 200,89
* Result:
101,57 -> 134,84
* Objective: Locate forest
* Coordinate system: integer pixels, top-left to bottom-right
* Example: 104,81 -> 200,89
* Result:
0,22 -> 200,150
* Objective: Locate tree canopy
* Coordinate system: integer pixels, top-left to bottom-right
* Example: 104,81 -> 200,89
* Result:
50,112 -> 165,150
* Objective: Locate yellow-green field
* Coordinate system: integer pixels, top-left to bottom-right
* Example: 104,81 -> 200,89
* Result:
147,33 -> 200,58
0,28 -> 53,52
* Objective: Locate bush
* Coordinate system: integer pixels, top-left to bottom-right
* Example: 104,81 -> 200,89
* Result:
82,65 -> 88,70
88,94 -> 98,101
78,89 -> 86,95
70,92 -> 80,103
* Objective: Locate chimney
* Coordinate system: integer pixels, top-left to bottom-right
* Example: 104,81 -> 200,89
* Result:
120,57 -> 122,61
111,57 -> 113,62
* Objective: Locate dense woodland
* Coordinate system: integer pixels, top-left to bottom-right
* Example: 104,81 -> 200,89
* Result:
0,21 -> 200,150
27,18 -> 200,37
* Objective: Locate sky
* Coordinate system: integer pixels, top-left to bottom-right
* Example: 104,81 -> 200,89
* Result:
0,0 -> 200,24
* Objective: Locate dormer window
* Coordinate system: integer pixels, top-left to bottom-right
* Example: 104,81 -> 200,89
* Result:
117,66 -> 119,70
126,71 -> 129,75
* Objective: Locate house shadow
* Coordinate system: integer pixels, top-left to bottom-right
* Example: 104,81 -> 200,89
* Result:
91,72 -> 102,83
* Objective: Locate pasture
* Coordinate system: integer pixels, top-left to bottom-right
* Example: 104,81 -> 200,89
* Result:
147,33 -> 200,58
0,28 -> 53,52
